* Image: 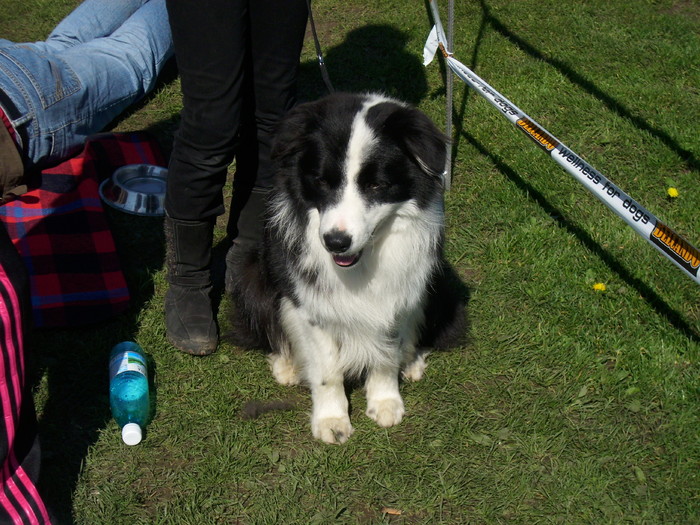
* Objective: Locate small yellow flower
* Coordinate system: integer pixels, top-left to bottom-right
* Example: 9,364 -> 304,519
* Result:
667,187 -> 679,198
592,282 -> 607,292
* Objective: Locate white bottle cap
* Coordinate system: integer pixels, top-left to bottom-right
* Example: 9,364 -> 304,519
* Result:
122,423 -> 142,445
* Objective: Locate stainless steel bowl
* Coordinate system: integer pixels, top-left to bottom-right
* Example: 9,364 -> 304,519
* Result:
99,164 -> 167,216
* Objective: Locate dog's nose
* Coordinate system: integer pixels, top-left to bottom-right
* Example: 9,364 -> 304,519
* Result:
323,230 -> 352,253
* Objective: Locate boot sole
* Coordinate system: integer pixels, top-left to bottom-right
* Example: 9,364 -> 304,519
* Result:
167,332 -> 218,356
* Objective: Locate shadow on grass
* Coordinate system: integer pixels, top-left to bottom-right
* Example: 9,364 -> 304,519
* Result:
459,127 -> 699,344
446,0 -> 698,175
21,56 -> 181,522
28,211 -> 165,524
439,1 -> 699,342
472,0 -> 698,173
297,24 -> 429,104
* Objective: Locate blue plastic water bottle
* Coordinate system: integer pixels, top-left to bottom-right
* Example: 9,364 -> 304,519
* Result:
109,342 -> 151,445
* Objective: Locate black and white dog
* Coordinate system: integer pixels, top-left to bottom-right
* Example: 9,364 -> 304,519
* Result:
229,92 -> 465,444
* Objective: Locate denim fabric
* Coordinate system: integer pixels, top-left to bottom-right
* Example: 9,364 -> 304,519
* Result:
0,0 -> 172,170
164,0 -> 308,221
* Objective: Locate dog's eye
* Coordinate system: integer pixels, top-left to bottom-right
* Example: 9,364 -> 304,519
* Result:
364,181 -> 388,192
314,173 -> 330,187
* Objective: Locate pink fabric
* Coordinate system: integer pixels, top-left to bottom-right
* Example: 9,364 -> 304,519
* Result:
0,264 -> 51,524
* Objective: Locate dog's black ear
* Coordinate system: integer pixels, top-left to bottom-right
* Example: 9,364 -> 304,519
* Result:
271,103 -> 316,169
382,105 -> 449,179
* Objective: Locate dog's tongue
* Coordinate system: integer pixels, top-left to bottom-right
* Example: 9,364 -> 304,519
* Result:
332,253 -> 359,267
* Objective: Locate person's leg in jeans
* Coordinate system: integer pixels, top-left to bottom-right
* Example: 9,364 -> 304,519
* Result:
163,0 -> 247,355
225,0 -> 308,291
46,0 -> 173,161
0,0 -> 172,169
42,0 -> 151,51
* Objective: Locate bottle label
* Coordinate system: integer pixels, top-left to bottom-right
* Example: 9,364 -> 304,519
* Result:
109,351 -> 147,380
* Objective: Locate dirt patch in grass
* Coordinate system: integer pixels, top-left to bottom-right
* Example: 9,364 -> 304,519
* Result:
304,4 -> 371,46
664,0 -> 700,20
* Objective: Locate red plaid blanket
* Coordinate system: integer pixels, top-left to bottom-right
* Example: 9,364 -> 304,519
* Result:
0,132 -> 166,328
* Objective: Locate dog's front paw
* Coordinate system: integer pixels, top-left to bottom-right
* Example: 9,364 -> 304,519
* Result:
312,416 -> 354,444
366,398 -> 405,427
402,352 -> 428,382
269,353 -> 300,386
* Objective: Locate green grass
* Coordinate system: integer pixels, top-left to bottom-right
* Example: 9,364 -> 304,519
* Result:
2,0 -> 699,523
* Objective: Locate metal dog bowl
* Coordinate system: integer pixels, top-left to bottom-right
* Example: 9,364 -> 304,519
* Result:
99,164 -> 167,216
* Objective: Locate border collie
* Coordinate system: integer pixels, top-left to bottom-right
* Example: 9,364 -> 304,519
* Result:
229,92 -> 465,444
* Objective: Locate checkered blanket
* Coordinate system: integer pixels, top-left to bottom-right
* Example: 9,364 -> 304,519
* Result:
0,132 -> 166,328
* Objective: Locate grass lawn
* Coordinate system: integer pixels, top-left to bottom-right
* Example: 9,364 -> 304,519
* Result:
2,0 -> 699,523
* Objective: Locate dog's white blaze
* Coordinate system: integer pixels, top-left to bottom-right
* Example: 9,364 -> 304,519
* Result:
318,103 -> 381,253
345,105 -> 376,180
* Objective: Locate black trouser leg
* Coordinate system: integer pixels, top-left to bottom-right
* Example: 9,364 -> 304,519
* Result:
164,0 -> 307,333
164,0 -> 308,220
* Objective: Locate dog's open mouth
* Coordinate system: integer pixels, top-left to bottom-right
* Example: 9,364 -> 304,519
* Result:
332,251 -> 362,268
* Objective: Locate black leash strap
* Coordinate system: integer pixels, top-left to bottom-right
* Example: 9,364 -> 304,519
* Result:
306,0 -> 335,94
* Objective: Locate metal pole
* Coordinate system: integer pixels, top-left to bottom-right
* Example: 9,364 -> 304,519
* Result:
426,0 -> 700,284
444,0 -> 454,190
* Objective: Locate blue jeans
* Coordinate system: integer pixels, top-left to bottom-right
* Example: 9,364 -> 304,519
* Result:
0,0 -> 172,171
